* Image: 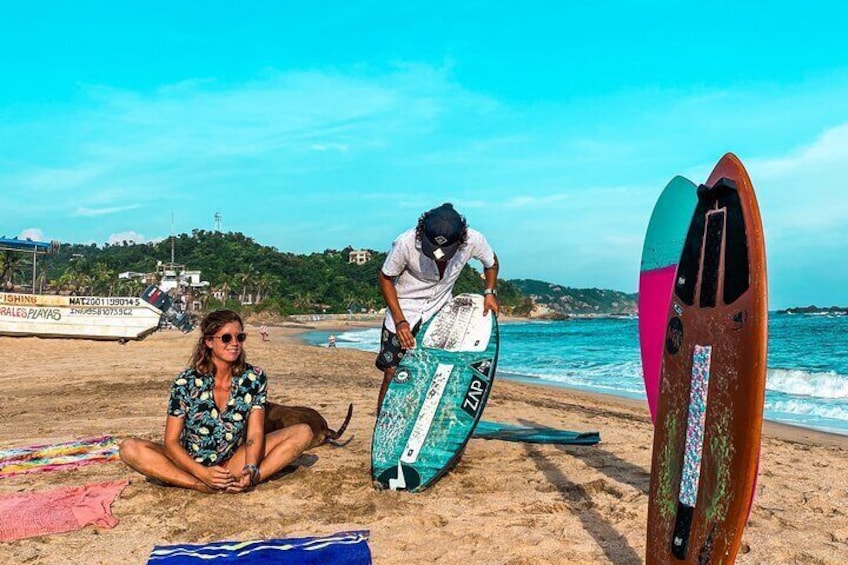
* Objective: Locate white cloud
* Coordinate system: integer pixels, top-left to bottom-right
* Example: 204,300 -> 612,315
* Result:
675,123 -> 848,247
0,64 -> 502,226
668,125 -> 848,307
74,204 -> 144,217
454,199 -> 487,209
106,231 -> 150,245
310,143 -> 350,153
504,194 -> 569,208
69,65 -> 485,168
19,228 -> 45,241
748,123 -> 848,238
11,165 -> 105,193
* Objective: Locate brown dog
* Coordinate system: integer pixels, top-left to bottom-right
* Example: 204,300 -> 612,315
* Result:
264,402 -> 353,450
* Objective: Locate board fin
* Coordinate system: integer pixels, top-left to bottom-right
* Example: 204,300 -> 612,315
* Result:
671,501 -> 695,559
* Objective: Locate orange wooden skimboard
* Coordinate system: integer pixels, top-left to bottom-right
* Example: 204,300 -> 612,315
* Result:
646,153 -> 768,564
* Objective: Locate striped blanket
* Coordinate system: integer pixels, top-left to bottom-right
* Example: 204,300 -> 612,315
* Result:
147,530 -> 372,564
0,436 -> 120,478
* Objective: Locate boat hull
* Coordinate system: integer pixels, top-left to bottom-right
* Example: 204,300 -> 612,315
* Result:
0,293 -> 163,341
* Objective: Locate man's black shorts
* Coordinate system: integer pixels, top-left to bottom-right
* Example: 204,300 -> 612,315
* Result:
375,320 -> 421,371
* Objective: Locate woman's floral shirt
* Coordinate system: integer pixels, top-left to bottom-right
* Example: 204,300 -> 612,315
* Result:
167,364 -> 267,466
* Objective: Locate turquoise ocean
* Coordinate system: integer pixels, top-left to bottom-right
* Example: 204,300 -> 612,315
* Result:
302,312 -> 848,436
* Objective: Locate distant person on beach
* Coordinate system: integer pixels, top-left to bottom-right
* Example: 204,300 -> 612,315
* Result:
119,310 -> 312,493
259,323 -> 269,342
328,334 -> 337,348
376,203 -> 499,408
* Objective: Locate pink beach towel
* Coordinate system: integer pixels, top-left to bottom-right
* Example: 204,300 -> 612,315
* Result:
0,479 -> 128,541
0,436 -> 120,478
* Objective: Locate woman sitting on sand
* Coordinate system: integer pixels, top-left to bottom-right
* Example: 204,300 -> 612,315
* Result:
119,310 -> 313,493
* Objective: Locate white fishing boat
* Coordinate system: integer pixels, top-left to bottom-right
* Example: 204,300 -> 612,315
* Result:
0,291 -> 163,341
0,237 -> 191,341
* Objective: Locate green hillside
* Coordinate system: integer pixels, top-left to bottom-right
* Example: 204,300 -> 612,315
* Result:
508,278 -> 637,316
3,231 -> 634,317
39,231 -> 523,315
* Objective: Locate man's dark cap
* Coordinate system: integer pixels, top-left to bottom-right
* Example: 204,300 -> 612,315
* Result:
421,203 -> 466,261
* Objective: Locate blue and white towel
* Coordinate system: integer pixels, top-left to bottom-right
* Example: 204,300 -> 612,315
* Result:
147,530 -> 371,564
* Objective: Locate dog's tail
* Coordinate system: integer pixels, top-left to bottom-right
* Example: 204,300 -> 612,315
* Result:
327,403 -> 354,445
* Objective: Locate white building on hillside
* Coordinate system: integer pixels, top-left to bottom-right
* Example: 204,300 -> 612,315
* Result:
348,249 -> 372,265
156,262 -> 209,293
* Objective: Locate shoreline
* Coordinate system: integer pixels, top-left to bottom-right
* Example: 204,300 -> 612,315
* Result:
270,321 -> 848,446
258,320 -> 381,346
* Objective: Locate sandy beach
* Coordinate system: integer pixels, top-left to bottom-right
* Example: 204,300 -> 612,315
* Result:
1,323 -> 847,564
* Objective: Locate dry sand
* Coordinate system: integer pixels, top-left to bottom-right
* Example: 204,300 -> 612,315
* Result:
1,322 -> 847,564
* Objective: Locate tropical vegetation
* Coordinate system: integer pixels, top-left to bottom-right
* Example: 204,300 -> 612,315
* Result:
0,231 -> 637,317
43,231 -> 525,315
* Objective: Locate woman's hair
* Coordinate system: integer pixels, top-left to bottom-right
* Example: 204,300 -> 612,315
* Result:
189,309 -> 247,376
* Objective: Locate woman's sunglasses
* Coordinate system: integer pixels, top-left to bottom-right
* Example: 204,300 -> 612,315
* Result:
210,332 -> 247,344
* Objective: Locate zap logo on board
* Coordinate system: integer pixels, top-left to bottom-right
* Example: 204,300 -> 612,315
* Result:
461,374 -> 489,418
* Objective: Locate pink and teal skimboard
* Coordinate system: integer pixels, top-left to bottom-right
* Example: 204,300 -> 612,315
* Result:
639,176 -> 698,422
646,153 -> 768,563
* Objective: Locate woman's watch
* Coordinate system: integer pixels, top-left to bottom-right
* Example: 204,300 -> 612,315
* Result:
483,288 -> 497,296
243,464 -> 260,486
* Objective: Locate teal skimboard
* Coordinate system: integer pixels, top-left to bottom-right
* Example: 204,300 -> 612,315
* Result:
371,293 -> 498,492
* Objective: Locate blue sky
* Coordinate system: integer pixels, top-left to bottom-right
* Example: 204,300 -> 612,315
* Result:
2,2 -> 847,309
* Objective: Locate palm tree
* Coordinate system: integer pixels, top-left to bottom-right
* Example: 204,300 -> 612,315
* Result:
60,256 -> 96,295
90,263 -> 116,296
341,291 -> 359,313
255,273 -> 278,304
57,270 -> 93,295
233,270 -> 253,304
115,277 -> 144,297
364,296 -> 380,314
215,279 -> 232,302
0,250 -> 27,291
292,291 -> 315,312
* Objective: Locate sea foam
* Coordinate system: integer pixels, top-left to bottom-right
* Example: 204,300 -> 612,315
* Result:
766,368 -> 848,399
765,398 -> 848,422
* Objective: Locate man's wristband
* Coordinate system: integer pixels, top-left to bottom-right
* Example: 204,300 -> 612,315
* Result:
395,319 -> 409,328
483,288 -> 498,296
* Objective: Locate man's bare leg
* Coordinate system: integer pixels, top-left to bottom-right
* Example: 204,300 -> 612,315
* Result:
377,367 -> 396,413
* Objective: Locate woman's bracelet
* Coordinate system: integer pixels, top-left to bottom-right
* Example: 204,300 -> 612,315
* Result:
243,464 -> 260,486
